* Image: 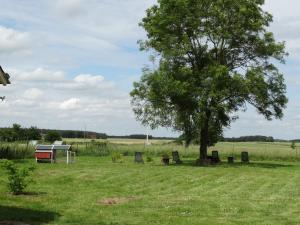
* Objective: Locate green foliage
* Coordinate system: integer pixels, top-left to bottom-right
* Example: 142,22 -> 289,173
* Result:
12,124 -> 23,141
111,152 -> 123,163
74,141 -> 110,156
45,129 -> 108,139
26,126 -> 42,140
222,135 -> 274,142
0,124 -> 41,142
291,141 -> 296,150
1,160 -> 35,195
0,144 -> 35,160
172,137 -> 184,146
131,0 -> 288,160
161,153 -> 170,159
146,155 -> 153,162
45,131 -> 62,143
64,139 -> 300,162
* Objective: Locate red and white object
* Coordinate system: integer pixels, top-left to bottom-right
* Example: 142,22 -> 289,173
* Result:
35,144 -> 74,164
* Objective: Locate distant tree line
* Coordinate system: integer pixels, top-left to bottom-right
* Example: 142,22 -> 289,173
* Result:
0,124 -> 41,142
220,136 -> 275,142
108,135 -> 177,140
175,135 -> 276,146
39,129 -> 108,139
0,125 -> 109,142
0,124 -> 178,142
108,134 -> 153,140
2,124 -> 277,143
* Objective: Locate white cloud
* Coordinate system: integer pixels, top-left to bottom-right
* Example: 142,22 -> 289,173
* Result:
13,67 -> 65,82
0,26 -> 31,54
51,73 -> 116,92
59,98 -> 80,110
264,0 -> 300,18
74,74 -> 104,85
23,88 -> 43,99
55,0 -> 85,17
0,66 -> 142,135
13,99 -> 36,107
1,1 -> 300,138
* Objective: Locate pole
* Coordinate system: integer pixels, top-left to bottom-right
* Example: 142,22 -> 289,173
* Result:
84,125 -> 86,140
146,131 -> 149,145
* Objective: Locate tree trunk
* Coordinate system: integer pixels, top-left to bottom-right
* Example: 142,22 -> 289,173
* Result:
199,110 -> 210,163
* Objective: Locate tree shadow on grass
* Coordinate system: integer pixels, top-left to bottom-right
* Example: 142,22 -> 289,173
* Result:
20,191 -> 47,196
221,162 -> 295,169
97,222 -> 123,225
166,160 -> 295,169
0,205 -> 60,225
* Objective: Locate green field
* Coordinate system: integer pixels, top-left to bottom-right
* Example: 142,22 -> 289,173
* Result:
64,139 -> 300,162
1,141 -> 300,225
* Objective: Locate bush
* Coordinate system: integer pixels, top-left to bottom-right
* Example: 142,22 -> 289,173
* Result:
1,160 -> 35,195
111,152 -> 123,163
161,153 -> 170,159
146,156 -> 153,162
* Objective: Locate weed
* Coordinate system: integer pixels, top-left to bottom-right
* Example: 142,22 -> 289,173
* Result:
1,160 -> 35,195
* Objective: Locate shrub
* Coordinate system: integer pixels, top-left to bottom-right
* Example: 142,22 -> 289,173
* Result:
146,156 -> 153,162
1,160 -> 35,195
111,152 -> 123,163
161,153 -> 170,159
291,141 -> 296,150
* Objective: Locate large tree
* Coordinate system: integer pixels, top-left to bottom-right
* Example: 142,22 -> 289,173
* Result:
0,66 -> 10,101
45,131 -> 62,143
131,0 -> 288,163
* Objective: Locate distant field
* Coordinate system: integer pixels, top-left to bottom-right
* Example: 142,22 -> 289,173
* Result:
62,139 -> 300,162
63,138 -> 172,144
1,157 -> 300,225
2,139 -> 300,162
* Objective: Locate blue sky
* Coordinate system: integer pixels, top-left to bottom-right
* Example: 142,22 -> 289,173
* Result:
0,0 -> 299,139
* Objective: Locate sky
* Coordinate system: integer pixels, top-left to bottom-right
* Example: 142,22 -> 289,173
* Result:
0,0 -> 299,139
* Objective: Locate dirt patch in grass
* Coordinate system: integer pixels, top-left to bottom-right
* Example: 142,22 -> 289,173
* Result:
0,221 -> 30,225
98,197 -> 138,205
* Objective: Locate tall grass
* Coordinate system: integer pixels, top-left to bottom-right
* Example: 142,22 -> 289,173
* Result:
1,139 -> 300,162
0,142 -> 35,160
65,139 -> 300,162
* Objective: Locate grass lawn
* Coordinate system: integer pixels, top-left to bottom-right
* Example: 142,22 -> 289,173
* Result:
1,156 -> 300,225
